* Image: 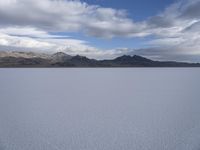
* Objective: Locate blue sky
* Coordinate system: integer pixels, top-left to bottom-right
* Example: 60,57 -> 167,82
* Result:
83,0 -> 176,20
56,0 -> 176,50
0,0 -> 200,62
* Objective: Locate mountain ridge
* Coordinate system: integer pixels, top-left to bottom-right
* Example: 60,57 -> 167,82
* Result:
0,51 -> 200,67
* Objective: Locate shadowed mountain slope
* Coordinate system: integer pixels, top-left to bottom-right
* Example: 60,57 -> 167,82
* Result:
0,51 -> 200,67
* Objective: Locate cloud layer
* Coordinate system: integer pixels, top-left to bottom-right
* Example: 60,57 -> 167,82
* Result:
0,0 -> 146,38
0,0 -> 200,61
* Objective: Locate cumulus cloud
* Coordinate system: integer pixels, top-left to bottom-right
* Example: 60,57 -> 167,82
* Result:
180,0 -> 200,19
0,26 -> 128,59
0,32 -> 53,49
0,0 -> 200,61
136,0 -> 200,61
0,0 -> 147,59
0,0 -> 147,38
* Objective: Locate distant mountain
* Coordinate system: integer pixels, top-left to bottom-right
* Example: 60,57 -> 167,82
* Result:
101,55 -> 154,67
0,51 -> 50,59
0,51 -> 200,67
50,52 -> 72,63
101,55 -> 200,67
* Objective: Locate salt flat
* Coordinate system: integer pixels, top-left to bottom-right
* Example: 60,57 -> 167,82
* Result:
0,68 -> 200,150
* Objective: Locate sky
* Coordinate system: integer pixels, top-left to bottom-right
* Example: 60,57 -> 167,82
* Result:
0,0 -> 200,62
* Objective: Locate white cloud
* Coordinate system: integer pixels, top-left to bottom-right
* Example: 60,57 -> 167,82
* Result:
0,0 -> 200,61
0,0 -> 147,38
0,32 -> 54,49
0,27 -> 127,59
140,0 -> 200,60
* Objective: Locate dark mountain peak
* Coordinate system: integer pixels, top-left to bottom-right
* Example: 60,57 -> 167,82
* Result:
107,55 -> 155,67
132,55 -> 152,62
69,55 -> 101,67
114,55 -> 132,61
0,51 -> 200,67
114,55 -> 152,62
51,52 -> 70,57
132,55 -> 144,58
72,55 -> 90,60
51,52 -> 72,62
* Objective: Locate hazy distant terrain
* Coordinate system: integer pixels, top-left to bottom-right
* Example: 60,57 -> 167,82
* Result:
0,51 -> 200,67
0,68 -> 200,150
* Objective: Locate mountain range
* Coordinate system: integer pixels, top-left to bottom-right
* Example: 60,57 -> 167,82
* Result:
0,51 -> 200,67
